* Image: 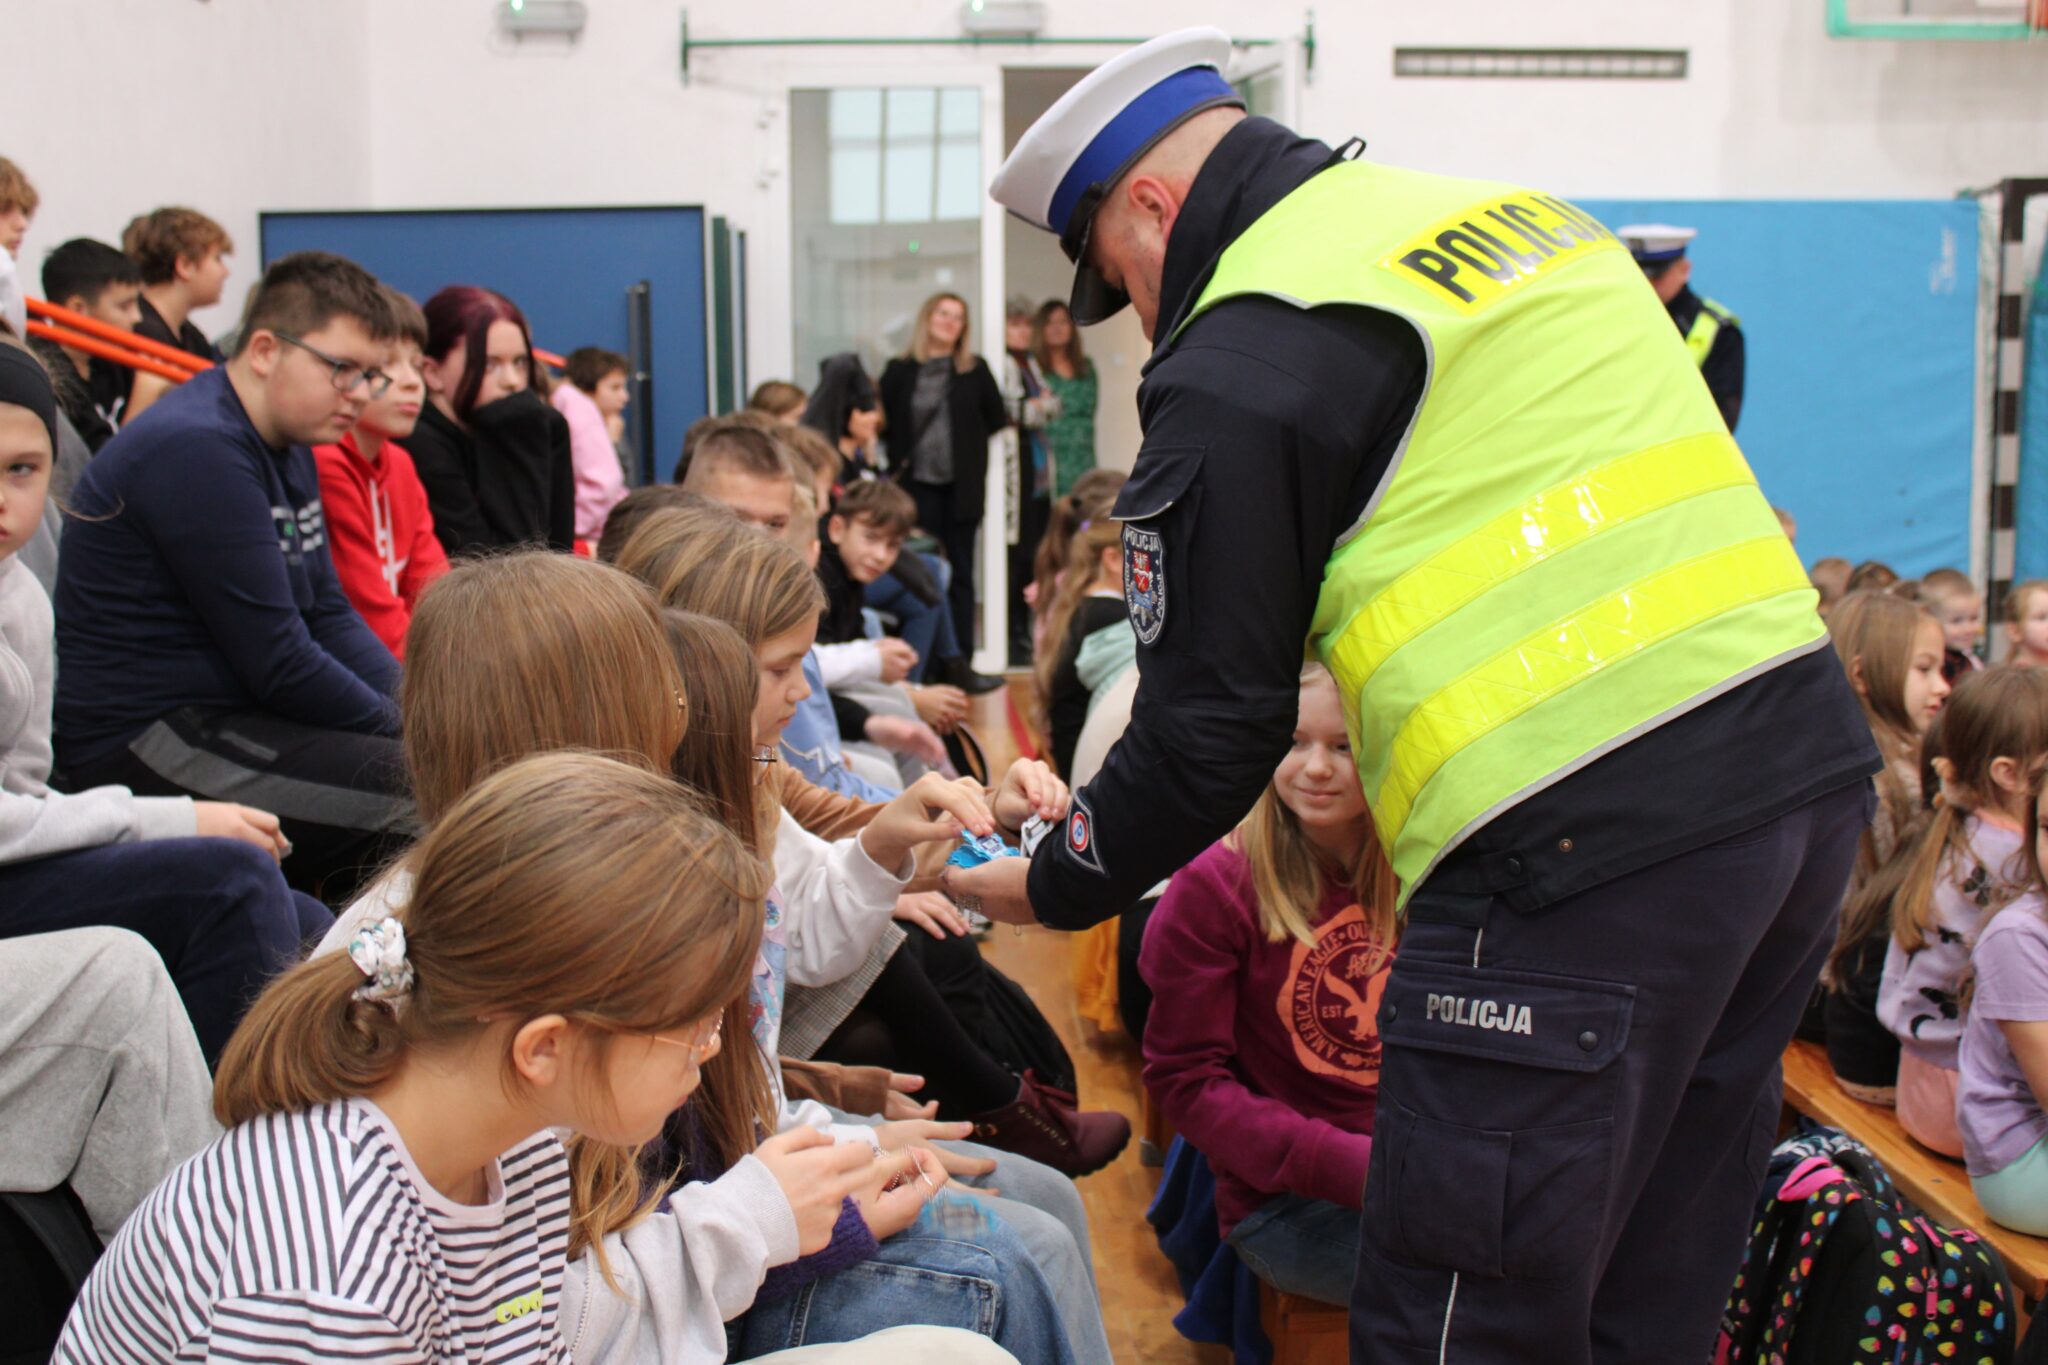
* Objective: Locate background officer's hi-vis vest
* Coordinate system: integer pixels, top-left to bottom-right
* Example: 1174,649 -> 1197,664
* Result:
1177,160 -> 1824,904
1686,297 -> 1739,367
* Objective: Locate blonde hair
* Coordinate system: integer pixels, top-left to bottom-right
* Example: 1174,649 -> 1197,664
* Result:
907,292 -> 975,374
213,753 -> 769,1281
615,507 -> 824,648
1231,665 -> 1400,955
1891,666 -> 2048,954
2006,580 -> 2048,631
1033,519 -> 1125,732
1828,591 -> 1940,765
401,554 -> 687,826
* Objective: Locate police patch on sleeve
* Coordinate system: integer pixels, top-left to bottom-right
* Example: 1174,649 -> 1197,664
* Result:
1123,523 -> 1166,645
1065,790 -> 1106,876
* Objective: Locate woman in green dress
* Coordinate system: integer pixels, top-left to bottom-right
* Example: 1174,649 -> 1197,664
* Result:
1035,299 -> 1097,500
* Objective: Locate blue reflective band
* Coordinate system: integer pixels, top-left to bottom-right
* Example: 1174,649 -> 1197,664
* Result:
1047,65 -> 1240,240
1632,246 -> 1687,264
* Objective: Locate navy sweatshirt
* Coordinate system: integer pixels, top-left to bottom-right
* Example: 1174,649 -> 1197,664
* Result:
54,366 -> 400,768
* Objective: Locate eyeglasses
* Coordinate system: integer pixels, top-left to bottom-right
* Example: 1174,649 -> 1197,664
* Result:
649,1012 -> 723,1061
273,331 -> 394,399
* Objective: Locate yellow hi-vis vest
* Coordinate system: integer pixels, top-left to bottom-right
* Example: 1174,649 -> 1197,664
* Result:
1176,160 -> 1824,902
1685,297 -> 1739,367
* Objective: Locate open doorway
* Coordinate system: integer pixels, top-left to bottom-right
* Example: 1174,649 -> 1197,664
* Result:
1001,68 -> 1147,482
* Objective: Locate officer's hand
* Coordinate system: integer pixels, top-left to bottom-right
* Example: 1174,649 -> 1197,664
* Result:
939,856 -> 1036,926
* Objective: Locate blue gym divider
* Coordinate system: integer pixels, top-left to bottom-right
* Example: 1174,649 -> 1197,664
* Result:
1581,199 -> 1979,578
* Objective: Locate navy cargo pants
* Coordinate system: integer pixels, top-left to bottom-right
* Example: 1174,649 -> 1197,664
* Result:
1351,782 -> 1868,1364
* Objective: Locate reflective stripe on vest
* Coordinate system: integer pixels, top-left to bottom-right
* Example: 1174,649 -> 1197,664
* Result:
1179,161 -> 1822,899
1685,297 -> 1737,368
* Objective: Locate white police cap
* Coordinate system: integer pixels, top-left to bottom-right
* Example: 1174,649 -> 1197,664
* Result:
1617,224 -> 1698,267
990,27 -> 1244,325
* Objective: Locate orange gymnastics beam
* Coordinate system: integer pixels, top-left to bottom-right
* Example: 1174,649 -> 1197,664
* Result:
25,320 -> 198,384
27,297 -> 210,374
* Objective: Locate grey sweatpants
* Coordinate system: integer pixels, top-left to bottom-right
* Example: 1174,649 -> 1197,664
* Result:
0,927 -> 219,1239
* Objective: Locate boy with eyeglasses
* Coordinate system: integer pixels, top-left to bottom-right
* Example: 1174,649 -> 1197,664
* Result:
54,252 -> 412,904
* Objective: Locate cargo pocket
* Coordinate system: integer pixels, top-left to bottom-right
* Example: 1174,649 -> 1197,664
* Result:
1366,956 -> 1633,1282
1112,444 -> 1204,648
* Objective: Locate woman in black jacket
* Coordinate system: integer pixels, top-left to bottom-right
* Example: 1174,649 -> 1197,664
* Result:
879,292 -> 1007,650
411,285 -> 574,557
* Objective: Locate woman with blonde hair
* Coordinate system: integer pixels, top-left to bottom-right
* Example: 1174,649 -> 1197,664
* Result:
1140,662 -> 1401,1308
879,292 -> 1006,647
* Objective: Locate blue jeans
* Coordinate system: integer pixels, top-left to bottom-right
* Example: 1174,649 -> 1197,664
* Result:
1227,1193 -> 1360,1308
867,555 -> 958,681
0,837 -> 331,1064
824,1110 -> 1110,1365
729,1192 -> 1077,1365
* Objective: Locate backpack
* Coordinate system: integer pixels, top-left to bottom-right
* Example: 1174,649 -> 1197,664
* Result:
1716,1124 -> 2016,1365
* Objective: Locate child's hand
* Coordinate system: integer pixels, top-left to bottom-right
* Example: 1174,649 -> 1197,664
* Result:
871,1120 -> 998,1182
863,714 -> 947,768
851,1147 -> 949,1241
883,1072 -> 940,1121
876,638 -> 919,684
909,683 -> 969,733
894,890 -> 971,939
753,1128 -> 886,1255
993,759 -> 1068,834
194,802 -> 291,861
858,773 -> 995,872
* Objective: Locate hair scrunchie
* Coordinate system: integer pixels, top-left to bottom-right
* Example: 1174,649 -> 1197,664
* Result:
346,916 -> 416,1009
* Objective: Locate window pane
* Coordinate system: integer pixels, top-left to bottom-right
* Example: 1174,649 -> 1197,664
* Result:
831,146 -> 880,225
829,89 -> 882,140
935,141 -> 981,221
939,87 -> 980,137
883,142 -> 934,223
885,87 -> 936,141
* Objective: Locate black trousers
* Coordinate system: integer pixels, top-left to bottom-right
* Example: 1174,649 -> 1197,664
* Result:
1008,492 -> 1051,659
1351,781 -> 1867,1364
907,480 -> 980,654
61,707 -> 414,906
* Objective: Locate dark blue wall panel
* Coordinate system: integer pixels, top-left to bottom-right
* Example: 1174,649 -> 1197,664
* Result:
261,207 -> 707,481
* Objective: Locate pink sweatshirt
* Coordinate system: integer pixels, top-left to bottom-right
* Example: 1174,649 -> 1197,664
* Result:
550,381 -> 627,540
1139,837 -> 1388,1233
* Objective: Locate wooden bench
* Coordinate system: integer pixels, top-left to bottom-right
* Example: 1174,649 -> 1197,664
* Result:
1258,1282 -> 1348,1365
1780,1039 -> 2048,1307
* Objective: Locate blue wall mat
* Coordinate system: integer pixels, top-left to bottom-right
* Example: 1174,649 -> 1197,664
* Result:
260,207 -> 707,481
1581,199 -> 1978,577
2019,268 -> 2048,582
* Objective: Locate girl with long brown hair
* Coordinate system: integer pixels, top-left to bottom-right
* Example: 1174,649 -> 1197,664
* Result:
60,753 -> 953,1361
1820,590 -> 1951,1103
1878,665 -> 2048,1156
1139,663 -> 1400,1309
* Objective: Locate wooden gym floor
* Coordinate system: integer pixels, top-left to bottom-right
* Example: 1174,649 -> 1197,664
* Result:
969,679 -> 1229,1365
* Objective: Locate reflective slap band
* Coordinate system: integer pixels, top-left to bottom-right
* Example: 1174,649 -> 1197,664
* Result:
1329,432 -> 1757,693
1373,534 -> 1815,845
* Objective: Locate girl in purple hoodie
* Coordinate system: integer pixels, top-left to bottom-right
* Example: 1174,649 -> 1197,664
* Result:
1140,663 -> 1400,1306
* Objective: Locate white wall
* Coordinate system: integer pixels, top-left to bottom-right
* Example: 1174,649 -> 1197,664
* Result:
9,0 -> 2044,358
9,0 -> 372,339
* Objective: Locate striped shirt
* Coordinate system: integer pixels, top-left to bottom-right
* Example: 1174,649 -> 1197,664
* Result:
56,1097 -> 573,1363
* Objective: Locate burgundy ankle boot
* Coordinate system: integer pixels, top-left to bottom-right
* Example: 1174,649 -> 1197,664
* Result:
964,1071 -> 1131,1177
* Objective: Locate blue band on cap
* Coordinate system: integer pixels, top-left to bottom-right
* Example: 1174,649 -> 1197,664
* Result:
1047,65 -> 1239,239
1631,246 -> 1687,264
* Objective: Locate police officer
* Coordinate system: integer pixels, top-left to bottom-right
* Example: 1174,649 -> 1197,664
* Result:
949,27 -> 1878,1364
1620,223 -> 1746,431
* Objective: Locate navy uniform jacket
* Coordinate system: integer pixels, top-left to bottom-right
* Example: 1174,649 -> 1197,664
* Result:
1025,118 -> 1875,930
1668,284 -> 1746,433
